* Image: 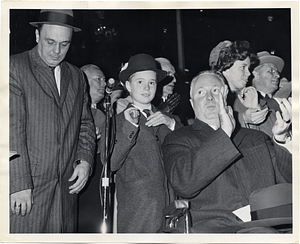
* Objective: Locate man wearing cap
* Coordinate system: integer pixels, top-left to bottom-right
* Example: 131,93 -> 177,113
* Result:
162,70 -> 292,233
9,10 -> 96,233
249,51 -> 292,138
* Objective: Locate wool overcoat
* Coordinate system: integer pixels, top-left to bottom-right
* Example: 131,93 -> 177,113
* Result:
107,105 -> 179,233
9,46 -> 96,233
162,119 -> 292,233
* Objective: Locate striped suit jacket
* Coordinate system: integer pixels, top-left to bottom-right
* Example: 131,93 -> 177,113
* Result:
9,46 -> 96,233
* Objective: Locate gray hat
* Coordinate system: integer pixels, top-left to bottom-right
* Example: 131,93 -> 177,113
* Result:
257,51 -> 284,72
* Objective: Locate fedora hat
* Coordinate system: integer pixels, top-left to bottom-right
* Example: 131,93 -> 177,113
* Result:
30,9 -> 81,32
239,183 -> 292,229
119,54 -> 167,83
257,51 -> 285,73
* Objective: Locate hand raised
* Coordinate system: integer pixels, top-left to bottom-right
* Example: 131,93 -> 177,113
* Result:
217,85 -> 235,137
243,107 -> 268,124
124,106 -> 140,125
238,86 -> 259,109
158,93 -> 181,113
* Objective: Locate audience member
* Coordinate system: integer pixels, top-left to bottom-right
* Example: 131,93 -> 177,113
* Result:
104,53 -> 182,233
249,51 -> 292,138
162,70 -> 292,233
153,58 -> 181,114
211,40 -> 268,130
77,64 -> 106,232
9,10 -> 96,233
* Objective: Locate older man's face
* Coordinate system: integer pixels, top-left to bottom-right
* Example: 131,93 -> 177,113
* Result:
190,73 -> 223,123
87,68 -> 106,104
36,24 -> 73,67
256,63 -> 280,94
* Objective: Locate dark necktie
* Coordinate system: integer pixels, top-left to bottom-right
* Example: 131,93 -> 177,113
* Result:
259,93 -> 281,112
143,109 -> 151,118
49,66 -> 56,81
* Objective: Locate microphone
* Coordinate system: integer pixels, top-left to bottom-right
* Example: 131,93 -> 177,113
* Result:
105,78 -> 115,95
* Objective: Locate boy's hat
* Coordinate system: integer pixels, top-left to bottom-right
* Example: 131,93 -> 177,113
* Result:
119,54 -> 167,83
257,51 -> 284,73
30,9 -> 81,32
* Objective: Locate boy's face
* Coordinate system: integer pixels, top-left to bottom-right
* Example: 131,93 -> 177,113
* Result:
125,70 -> 157,107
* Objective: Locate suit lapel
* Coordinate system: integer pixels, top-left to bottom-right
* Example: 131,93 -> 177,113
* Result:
29,47 -> 60,106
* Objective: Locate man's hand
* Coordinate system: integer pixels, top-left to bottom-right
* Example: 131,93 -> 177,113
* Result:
95,126 -> 101,140
272,97 -> 292,143
238,86 -> 260,109
243,107 -> 268,124
145,111 -> 175,129
10,189 -> 33,216
158,93 -> 181,113
217,85 -> 235,137
69,160 -> 91,194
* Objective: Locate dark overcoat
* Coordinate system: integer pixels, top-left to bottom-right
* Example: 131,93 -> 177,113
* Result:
9,46 -> 96,233
162,119 -> 291,233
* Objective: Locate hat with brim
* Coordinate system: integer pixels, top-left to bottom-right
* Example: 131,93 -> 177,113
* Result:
119,54 -> 167,83
240,183 -> 292,228
30,9 -> 81,32
214,183 -> 292,233
257,51 -> 285,73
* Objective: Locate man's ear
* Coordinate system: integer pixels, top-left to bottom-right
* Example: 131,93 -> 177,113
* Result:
35,29 -> 40,44
125,80 -> 131,93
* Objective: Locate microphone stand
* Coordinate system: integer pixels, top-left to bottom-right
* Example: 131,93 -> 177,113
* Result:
101,94 -> 114,233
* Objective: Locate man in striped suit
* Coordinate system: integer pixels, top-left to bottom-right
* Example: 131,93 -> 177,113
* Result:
9,9 -> 96,233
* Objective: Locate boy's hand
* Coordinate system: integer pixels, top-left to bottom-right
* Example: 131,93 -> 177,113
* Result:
145,111 -> 174,129
124,107 -> 140,125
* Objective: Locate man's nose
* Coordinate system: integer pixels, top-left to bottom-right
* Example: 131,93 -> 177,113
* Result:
53,44 -> 61,54
206,92 -> 214,101
273,71 -> 280,78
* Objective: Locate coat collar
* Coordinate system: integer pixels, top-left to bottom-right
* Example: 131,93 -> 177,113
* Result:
29,46 -> 70,107
192,118 -> 245,147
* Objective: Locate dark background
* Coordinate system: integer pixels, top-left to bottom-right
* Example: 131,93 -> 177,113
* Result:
10,9 -> 291,121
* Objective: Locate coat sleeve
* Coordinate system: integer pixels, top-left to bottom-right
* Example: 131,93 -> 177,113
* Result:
75,71 -> 96,169
267,137 -> 292,183
9,57 -> 33,194
162,128 -> 240,198
110,114 -> 139,172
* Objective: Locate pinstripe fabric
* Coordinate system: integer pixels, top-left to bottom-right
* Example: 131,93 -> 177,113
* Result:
162,119 -> 291,232
9,46 -> 96,233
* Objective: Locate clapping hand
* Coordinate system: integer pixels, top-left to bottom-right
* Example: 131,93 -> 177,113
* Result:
273,97 -> 292,143
217,85 -> 235,137
158,93 -> 181,113
238,86 -> 259,109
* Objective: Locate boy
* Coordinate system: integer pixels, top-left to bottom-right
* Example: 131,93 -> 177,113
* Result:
107,53 -> 181,233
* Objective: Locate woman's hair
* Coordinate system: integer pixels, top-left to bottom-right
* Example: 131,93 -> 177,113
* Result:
213,40 -> 257,72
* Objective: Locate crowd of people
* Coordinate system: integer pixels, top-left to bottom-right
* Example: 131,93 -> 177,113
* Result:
9,9 -> 293,234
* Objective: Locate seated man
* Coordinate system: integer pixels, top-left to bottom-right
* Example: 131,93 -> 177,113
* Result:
162,70 -> 292,233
